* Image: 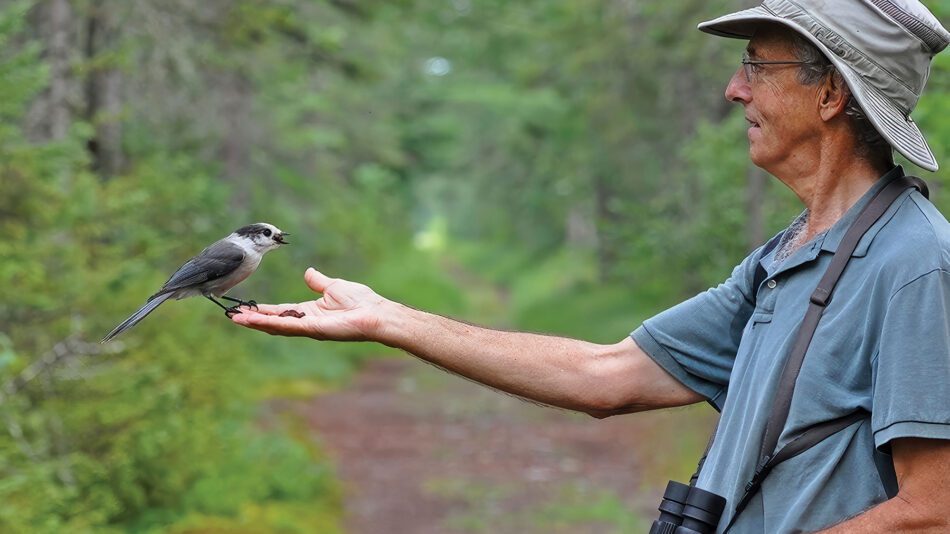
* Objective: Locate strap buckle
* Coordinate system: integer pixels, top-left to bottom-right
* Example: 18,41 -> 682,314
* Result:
810,288 -> 831,307
744,455 -> 772,493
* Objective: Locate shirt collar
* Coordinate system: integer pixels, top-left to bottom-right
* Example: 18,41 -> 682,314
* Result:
816,165 -> 906,258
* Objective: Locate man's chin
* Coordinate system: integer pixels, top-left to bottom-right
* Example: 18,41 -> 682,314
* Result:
747,147 -> 771,171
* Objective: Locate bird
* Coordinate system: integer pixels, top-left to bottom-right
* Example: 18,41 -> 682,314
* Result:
101,222 -> 289,343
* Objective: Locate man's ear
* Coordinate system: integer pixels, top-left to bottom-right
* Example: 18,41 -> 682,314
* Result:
818,71 -> 850,122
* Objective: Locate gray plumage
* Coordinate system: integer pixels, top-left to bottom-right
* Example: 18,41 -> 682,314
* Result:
102,222 -> 288,343
101,292 -> 173,344
153,240 -> 248,300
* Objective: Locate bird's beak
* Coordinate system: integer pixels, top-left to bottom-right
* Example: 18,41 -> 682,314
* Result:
276,232 -> 289,245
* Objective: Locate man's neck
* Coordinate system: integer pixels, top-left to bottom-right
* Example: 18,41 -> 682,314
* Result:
772,151 -> 888,242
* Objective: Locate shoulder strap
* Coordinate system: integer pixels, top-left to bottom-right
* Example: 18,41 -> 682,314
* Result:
722,175 -> 927,531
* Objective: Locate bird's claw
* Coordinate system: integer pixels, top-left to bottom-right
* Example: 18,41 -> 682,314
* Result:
225,307 -> 242,318
224,297 -> 258,309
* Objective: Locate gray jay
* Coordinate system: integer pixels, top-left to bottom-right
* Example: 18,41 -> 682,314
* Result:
102,222 -> 288,343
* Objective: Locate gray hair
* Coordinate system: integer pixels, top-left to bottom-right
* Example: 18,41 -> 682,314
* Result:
789,34 -> 894,166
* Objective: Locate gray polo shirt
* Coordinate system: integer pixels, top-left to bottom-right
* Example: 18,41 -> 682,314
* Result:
632,167 -> 950,533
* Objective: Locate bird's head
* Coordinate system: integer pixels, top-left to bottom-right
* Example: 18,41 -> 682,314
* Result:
233,222 -> 289,253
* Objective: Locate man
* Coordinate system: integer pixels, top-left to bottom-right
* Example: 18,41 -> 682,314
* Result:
232,1 -> 950,532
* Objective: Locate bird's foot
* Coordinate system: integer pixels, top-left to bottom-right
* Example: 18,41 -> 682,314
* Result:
224,306 -> 242,318
222,296 -> 258,310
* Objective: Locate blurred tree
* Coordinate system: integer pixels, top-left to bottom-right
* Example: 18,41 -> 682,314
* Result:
1,0 -> 947,530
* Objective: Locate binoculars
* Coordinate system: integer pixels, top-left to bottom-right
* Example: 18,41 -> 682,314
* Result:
649,480 -> 726,534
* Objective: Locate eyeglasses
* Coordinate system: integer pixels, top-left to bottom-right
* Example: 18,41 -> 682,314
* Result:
741,52 -> 810,82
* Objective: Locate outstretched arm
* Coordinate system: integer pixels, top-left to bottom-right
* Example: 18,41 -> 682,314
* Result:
231,268 -> 702,416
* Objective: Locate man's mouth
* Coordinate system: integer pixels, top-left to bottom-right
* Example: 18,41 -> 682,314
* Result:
746,117 -> 760,129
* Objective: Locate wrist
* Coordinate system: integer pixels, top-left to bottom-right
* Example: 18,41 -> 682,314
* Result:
374,299 -> 422,348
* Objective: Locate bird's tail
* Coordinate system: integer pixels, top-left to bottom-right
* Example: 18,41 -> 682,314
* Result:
101,292 -> 173,343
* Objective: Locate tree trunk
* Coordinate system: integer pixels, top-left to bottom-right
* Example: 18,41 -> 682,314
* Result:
47,0 -> 71,140
84,0 -> 124,179
26,0 -> 73,142
745,164 -> 767,249
565,201 -> 598,250
217,72 -> 253,210
97,68 -> 123,177
593,173 -> 619,282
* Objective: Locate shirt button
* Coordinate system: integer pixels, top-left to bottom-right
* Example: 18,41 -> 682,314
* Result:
767,279 -> 777,289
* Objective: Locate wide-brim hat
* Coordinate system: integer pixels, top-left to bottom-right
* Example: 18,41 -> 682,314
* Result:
699,0 -> 950,171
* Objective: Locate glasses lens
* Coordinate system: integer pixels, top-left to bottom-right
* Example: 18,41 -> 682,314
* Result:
741,53 -> 752,82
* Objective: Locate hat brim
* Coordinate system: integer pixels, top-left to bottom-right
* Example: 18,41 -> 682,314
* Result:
698,7 -> 939,172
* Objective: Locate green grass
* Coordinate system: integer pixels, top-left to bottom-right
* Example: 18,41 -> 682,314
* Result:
533,484 -> 647,533
423,478 -> 646,533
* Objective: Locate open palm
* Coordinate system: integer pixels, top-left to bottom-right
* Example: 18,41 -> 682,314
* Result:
230,268 -> 389,341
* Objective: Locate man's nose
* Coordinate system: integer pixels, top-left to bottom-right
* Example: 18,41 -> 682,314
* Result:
724,66 -> 751,104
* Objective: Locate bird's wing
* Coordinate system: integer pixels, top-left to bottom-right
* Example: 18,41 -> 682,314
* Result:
152,239 -> 246,298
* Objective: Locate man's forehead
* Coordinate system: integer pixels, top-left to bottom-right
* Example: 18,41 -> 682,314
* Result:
745,25 -> 798,56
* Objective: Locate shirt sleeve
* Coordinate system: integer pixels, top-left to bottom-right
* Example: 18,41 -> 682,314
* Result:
630,247 -> 762,409
872,268 -> 950,450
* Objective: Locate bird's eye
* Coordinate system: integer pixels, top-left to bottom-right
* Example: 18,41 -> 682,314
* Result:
263,229 -> 272,237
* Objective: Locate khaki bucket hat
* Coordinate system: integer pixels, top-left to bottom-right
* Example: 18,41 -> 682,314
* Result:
699,0 -> 950,171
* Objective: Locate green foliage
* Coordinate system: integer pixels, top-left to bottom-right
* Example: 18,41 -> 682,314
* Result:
3,0 -> 950,530
501,248 -> 644,342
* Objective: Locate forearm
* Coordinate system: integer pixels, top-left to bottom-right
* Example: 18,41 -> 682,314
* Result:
377,301 -> 695,415
816,494 -> 947,533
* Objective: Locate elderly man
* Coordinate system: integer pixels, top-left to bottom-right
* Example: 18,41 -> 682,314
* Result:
232,1 -> 950,532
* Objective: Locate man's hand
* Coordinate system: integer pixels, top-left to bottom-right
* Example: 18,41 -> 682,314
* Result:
817,437 -> 950,533
229,268 -> 391,341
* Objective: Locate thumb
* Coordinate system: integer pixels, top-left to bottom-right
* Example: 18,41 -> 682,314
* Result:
305,267 -> 334,293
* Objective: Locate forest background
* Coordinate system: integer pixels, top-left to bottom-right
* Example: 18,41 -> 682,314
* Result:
2,0 -> 949,532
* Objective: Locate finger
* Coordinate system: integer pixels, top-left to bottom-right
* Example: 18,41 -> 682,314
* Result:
230,309 -> 310,336
305,267 -> 336,294
242,303 -> 297,316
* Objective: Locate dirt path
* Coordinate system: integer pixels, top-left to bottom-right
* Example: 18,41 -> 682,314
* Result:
279,358 -> 713,534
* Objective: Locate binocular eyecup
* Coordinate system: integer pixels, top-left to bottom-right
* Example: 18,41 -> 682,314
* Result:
649,480 -> 726,534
